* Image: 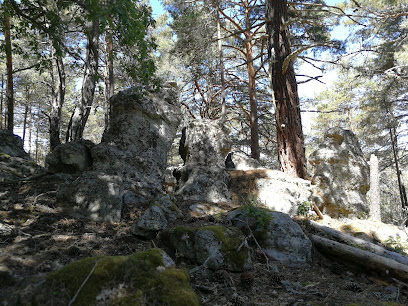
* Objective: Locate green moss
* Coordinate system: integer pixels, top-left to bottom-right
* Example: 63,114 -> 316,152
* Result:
45,248 -> 198,306
159,226 -> 195,258
199,226 -> 249,270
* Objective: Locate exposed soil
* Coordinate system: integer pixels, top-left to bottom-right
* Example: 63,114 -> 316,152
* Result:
1,174 -> 408,305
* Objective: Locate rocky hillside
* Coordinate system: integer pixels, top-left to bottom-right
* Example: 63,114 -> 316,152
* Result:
1,87 -> 408,305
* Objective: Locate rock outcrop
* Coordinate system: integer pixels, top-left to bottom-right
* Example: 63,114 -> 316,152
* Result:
0,130 -> 44,182
56,85 -> 181,221
45,140 -> 94,174
176,119 -> 231,203
229,169 -> 313,216
227,208 -> 312,265
309,127 -> 370,217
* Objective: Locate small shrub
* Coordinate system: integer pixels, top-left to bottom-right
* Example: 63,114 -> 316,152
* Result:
384,236 -> 408,255
241,197 -> 272,234
297,201 -> 313,217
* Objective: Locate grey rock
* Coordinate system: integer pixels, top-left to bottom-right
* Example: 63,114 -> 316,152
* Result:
0,130 -> 44,182
57,171 -> 123,222
131,195 -> 181,238
179,119 -> 231,166
159,226 -> 252,272
189,203 -> 225,217
56,86 -> 181,221
45,140 -> 94,174
194,226 -> 252,271
131,205 -> 168,238
0,129 -> 30,159
176,165 -> 231,202
153,194 -> 181,222
176,119 -> 231,203
229,169 -> 313,216
263,212 -> 312,264
122,191 -> 147,206
225,151 -> 261,170
227,209 -> 312,265
309,127 -> 370,217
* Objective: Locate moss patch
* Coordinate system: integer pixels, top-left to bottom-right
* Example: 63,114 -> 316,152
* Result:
197,226 -> 250,271
43,248 -> 198,306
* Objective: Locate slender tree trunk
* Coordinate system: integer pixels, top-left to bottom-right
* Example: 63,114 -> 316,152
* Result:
5,10 -> 14,132
244,5 -> 260,160
266,0 -> 307,178
66,18 -> 99,142
104,27 -> 114,129
49,55 -> 65,150
390,126 -> 407,209
0,74 -> 4,129
217,11 -> 227,123
28,103 -> 32,154
369,154 -> 381,222
22,85 -> 29,145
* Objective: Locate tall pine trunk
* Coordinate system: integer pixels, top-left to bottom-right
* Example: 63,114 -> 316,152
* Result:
66,18 -> 99,142
244,4 -> 260,160
49,55 -> 65,150
104,27 -> 114,129
217,11 -> 227,123
5,9 -> 14,132
266,0 -> 307,178
1,74 -> 4,129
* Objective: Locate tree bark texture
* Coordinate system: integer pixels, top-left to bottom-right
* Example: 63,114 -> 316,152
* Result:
266,0 -> 307,178
66,19 -> 99,142
49,56 -> 65,150
1,74 -> 4,129
369,154 -> 381,222
104,27 -> 114,130
5,10 -> 14,132
217,11 -> 227,124
244,6 -> 260,160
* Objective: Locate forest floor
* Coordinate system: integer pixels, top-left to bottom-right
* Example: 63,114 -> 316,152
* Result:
1,174 -> 408,305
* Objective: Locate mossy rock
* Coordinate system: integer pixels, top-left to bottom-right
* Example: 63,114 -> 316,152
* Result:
196,225 -> 252,271
38,248 -> 198,306
159,225 -> 252,272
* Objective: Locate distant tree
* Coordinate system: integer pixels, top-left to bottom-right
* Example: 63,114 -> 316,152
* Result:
3,0 -> 14,132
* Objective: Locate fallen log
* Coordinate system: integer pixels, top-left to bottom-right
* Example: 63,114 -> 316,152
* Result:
311,234 -> 408,283
309,221 -> 408,266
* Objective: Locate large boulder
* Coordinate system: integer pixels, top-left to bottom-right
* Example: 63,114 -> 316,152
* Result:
45,140 -> 94,174
309,127 -> 370,218
158,225 -> 252,272
227,208 -> 312,265
229,169 -> 314,216
176,119 -> 231,202
0,130 -> 44,182
0,129 -> 30,159
56,85 -> 181,221
34,248 -> 199,306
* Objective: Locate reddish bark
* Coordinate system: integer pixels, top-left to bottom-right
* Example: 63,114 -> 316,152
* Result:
266,0 -> 307,178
